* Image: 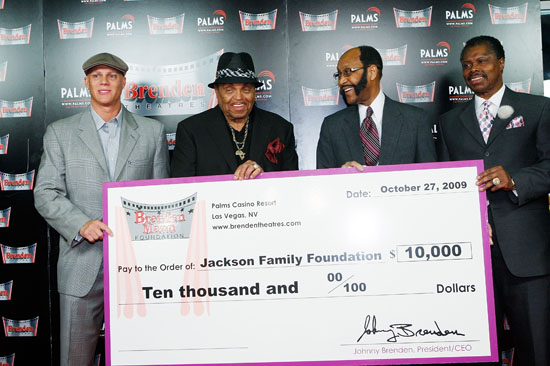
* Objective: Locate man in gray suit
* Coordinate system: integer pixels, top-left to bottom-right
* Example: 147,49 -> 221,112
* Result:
34,53 -> 169,366
316,46 -> 436,169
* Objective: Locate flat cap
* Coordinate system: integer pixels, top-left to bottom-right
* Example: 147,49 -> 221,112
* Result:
82,52 -> 129,75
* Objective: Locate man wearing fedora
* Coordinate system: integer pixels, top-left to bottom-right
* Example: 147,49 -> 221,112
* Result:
171,51 -> 298,179
34,53 -> 169,366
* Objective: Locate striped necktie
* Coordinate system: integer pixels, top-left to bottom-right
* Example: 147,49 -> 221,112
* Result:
360,106 -> 380,166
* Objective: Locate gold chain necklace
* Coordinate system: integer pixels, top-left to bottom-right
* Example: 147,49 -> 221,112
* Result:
230,118 -> 249,160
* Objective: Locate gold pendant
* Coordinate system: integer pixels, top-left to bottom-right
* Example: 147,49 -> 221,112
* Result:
235,149 -> 245,160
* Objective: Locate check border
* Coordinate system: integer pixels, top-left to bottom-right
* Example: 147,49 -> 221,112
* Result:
103,160 -> 498,365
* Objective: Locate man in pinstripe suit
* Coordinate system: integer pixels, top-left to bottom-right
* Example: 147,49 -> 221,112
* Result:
34,53 -> 169,366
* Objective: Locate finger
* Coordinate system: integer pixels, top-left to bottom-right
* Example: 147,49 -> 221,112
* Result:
242,165 -> 256,180
350,161 -> 364,171
100,223 -> 114,236
250,167 -> 263,179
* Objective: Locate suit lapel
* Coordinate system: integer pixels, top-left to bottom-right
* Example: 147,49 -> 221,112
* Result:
340,105 -> 364,163
249,106 -> 271,163
486,87 -> 517,146
206,107 -> 238,172
78,110 -> 109,175
378,97 -> 403,165
114,108 -> 139,180
459,100 -> 487,148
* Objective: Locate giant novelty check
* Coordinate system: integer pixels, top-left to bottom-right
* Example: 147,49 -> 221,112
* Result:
103,161 -> 498,366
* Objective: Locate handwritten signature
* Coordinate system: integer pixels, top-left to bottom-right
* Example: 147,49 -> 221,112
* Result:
357,314 -> 465,343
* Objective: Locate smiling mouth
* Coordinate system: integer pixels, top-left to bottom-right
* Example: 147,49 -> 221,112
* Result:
342,86 -> 355,94
469,75 -> 485,83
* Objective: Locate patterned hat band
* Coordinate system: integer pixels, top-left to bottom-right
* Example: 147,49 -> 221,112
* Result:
215,68 -> 257,80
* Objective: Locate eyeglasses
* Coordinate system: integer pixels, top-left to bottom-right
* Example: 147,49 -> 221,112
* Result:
333,66 -> 365,81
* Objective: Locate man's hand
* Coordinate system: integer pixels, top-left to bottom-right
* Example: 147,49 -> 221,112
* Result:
79,220 -> 113,243
234,160 -> 264,180
341,161 -> 364,171
476,165 -> 515,192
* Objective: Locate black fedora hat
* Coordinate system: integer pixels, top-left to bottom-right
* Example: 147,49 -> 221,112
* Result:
208,52 -> 263,88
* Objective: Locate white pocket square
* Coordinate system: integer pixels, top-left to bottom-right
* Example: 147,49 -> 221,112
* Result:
506,116 -> 525,129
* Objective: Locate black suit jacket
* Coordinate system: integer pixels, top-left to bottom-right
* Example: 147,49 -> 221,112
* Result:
316,96 -> 436,168
171,105 -> 298,177
437,87 -> 550,277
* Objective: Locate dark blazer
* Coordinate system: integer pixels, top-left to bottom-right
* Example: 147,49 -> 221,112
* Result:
316,96 -> 436,168
171,105 -> 298,177
437,87 -> 550,277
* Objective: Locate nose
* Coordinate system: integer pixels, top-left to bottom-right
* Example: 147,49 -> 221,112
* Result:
338,74 -> 347,88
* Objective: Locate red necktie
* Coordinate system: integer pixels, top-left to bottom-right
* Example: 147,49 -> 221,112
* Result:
360,106 -> 380,166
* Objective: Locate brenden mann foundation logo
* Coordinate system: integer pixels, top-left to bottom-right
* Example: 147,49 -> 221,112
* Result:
239,9 -> 277,31
0,97 -> 33,118
377,45 -> 407,66
0,207 -> 10,228
256,70 -> 274,101
446,3 -> 475,27
197,9 -> 226,33
147,13 -> 184,35
420,41 -> 450,65
302,86 -> 340,106
394,6 -> 432,28
489,3 -> 528,24
396,82 -> 436,103
351,7 -> 380,30
299,10 -> 338,31
0,25 -> 31,45
123,49 -> 222,116
0,134 -> 8,154
1,170 -> 35,191
0,280 -> 13,301
106,14 -> 134,37
122,194 -> 197,241
0,61 -> 6,81
449,85 -> 474,103
2,317 -> 38,337
0,354 -> 15,366
58,18 -> 94,39
506,78 -> 531,94
166,133 -> 175,151
1,243 -> 37,263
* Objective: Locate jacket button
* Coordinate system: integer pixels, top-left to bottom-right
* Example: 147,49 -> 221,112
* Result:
484,151 -> 490,157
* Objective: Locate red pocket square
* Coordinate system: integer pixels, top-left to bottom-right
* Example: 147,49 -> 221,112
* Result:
506,116 -> 525,129
265,137 -> 285,164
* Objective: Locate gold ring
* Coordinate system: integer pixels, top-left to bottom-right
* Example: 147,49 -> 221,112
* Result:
492,177 -> 501,186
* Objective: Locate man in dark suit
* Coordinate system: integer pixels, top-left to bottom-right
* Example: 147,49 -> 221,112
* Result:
34,53 -> 169,366
438,35 -> 550,365
171,52 -> 298,178
316,46 -> 436,169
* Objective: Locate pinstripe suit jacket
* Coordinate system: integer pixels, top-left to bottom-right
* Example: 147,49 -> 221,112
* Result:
34,107 -> 169,297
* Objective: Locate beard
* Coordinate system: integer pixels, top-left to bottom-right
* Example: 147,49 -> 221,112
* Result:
340,71 -> 369,105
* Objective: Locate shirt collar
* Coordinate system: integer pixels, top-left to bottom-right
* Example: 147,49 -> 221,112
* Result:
90,106 -> 124,131
474,84 -> 505,111
358,90 -> 385,124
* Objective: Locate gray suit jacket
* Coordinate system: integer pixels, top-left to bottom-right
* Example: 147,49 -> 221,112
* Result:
34,108 -> 169,297
316,96 -> 436,168
438,87 -> 550,277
